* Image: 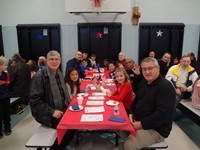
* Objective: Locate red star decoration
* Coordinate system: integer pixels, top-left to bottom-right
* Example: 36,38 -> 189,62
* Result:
96,32 -> 102,38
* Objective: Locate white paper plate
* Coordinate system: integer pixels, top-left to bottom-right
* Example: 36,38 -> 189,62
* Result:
106,100 -> 119,106
77,93 -> 88,97
69,105 -> 84,111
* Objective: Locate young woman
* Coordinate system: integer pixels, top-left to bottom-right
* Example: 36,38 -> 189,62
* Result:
64,68 -> 80,100
107,67 -> 134,113
192,75 -> 200,109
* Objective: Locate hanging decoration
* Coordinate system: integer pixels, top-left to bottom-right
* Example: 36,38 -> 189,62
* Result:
132,6 -> 141,25
92,0 -> 103,7
91,0 -> 103,13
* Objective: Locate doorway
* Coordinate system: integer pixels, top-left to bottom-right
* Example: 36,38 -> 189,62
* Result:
139,23 -> 185,62
16,24 -> 61,63
78,23 -> 122,66
0,25 -> 4,56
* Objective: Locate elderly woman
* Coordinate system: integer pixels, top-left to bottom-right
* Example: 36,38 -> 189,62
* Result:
125,57 -> 143,93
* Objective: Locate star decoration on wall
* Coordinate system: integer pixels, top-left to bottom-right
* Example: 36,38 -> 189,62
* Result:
156,30 -> 163,37
96,32 -> 102,38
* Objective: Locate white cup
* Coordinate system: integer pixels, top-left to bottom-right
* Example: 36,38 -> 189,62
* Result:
77,96 -> 83,105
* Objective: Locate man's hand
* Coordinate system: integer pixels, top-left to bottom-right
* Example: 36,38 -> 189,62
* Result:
175,88 -> 182,96
52,110 -> 63,119
132,121 -> 142,130
179,84 -> 187,92
132,64 -> 140,75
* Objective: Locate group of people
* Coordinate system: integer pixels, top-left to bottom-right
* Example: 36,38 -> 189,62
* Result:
1,49 -> 200,150
148,50 -> 200,109
0,53 -> 48,139
28,50 -> 176,150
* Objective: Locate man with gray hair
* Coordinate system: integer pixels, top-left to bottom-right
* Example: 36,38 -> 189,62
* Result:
166,55 -> 198,106
30,50 -> 75,150
124,57 -> 175,150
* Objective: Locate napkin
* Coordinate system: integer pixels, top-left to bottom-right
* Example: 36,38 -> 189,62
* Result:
71,104 -> 80,110
80,89 -> 86,93
108,116 -> 125,123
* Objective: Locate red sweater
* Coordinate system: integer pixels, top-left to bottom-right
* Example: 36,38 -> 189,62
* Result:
109,81 -> 134,111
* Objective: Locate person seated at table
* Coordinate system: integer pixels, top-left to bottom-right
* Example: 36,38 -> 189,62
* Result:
116,52 -> 126,68
29,50 -> 76,150
124,57 -> 176,150
102,58 -> 109,70
79,58 -> 91,78
108,61 -> 116,79
64,68 -> 80,100
125,58 -> 143,93
107,67 -> 134,113
82,52 -> 91,67
89,53 -> 97,68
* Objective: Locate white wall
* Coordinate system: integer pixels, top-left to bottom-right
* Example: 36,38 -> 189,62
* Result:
0,0 -> 200,72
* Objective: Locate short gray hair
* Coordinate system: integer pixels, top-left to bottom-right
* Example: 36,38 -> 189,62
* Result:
46,50 -> 60,58
141,57 -> 159,66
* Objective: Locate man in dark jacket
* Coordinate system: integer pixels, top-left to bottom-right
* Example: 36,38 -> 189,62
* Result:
65,50 -> 82,76
124,57 -> 176,150
30,50 -> 75,150
8,53 -> 31,113
8,53 -> 31,99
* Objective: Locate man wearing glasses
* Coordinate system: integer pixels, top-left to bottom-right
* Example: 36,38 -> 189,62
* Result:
30,50 -> 75,150
124,57 -> 176,150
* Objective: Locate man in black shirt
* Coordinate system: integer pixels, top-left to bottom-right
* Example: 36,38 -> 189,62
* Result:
124,57 -> 176,150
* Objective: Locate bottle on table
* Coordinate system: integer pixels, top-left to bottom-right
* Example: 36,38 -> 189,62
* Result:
85,85 -> 89,93
114,104 -> 120,115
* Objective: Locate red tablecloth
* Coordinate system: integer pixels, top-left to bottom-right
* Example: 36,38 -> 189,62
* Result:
56,80 -> 136,144
85,68 -> 110,79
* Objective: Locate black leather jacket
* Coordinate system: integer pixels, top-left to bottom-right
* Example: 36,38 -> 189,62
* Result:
29,68 -> 66,127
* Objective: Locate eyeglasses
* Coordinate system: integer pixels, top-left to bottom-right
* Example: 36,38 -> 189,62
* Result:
141,66 -> 157,72
47,58 -> 60,62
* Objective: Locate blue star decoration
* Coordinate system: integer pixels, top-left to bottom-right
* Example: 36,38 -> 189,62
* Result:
36,34 -> 43,40
96,32 -> 102,38
156,30 -> 163,37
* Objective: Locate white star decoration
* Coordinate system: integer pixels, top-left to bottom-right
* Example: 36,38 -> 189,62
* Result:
156,30 -> 163,37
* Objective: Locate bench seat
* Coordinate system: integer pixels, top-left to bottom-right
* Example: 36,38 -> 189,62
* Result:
25,125 -> 57,150
179,99 -> 200,117
141,141 -> 168,150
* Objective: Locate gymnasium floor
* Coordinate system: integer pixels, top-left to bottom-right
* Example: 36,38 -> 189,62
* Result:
0,106 -> 199,150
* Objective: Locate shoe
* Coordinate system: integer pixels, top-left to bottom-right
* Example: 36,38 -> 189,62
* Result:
100,133 -> 116,139
0,132 -> 3,139
16,105 -> 25,114
110,138 -> 124,145
5,129 -> 12,135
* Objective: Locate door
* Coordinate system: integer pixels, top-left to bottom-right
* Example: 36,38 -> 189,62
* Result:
139,23 -> 185,62
0,25 -> 4,56
78,23 -> 122,66
16,24 -> 61,63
